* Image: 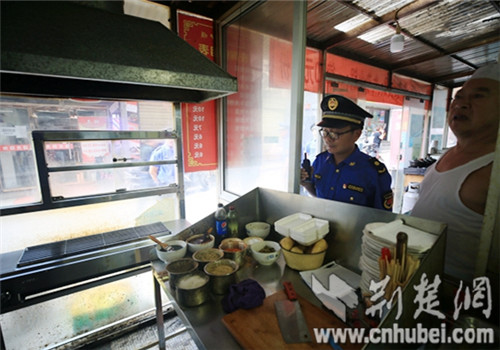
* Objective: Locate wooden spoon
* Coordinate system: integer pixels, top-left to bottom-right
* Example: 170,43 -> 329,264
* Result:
205,227 -> 214,240
148,235 -> 169,251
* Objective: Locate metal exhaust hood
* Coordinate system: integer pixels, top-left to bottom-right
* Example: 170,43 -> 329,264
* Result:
0,1 -> 237,103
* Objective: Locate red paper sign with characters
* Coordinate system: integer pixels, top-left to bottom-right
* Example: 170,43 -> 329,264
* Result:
178,12 -> 218,172
269,37 -> 322,93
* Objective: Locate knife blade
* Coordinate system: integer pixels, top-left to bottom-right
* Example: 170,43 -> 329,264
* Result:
274,281 -> 312,343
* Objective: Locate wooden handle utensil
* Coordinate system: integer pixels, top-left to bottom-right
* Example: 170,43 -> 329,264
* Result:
148,235 -> 168,250
396,232 -> 408,280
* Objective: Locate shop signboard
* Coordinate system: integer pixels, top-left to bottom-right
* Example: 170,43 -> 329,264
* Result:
178,12 -> 218,172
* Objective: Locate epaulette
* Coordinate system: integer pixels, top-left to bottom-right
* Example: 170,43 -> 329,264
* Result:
369,157 -> 387,174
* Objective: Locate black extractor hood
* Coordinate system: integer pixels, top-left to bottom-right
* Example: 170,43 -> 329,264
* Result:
0,1 -> 238,103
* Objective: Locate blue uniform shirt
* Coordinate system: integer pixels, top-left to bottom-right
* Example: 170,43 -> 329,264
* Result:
149,143 -> 175,185
311,146 -> 393,211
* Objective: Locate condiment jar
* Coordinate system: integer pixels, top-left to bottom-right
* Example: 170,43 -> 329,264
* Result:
204,259 -> 238,295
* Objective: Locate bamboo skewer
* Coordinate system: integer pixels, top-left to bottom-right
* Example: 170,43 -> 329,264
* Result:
377,241 -> 419,300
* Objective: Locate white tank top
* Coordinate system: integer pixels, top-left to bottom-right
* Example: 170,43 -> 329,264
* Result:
411,152 -> 495,282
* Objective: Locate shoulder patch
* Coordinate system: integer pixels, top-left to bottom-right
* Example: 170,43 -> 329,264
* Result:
383,191 -> 393,210
369,157 -> 387,174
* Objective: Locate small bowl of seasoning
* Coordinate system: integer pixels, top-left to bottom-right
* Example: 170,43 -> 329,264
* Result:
156,239 -> 187,263
192,248 -> 224,269
186,233 -> 215,253
250,240 -> 281,266
219,240 -> 248,267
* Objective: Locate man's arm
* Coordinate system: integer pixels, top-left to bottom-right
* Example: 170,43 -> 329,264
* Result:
149,165 -> 159,185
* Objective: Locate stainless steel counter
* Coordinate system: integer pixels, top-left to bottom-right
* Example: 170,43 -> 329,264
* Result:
150,188 -> 449,350
152,251 -> 322,350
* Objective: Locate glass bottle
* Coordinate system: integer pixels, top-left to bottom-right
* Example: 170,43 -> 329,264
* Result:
227,206 -> 239,237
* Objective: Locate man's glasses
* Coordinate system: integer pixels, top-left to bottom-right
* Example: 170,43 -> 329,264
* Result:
319,128 -> 355,140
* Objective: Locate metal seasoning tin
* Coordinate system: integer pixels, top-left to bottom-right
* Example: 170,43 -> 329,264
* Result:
204,259 -> 238,295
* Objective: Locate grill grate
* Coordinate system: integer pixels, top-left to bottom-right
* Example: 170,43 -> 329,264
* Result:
66,235 -> 106,255
18,222 -> 170,267
103,228 -> 140,245
20,241 -> 67,266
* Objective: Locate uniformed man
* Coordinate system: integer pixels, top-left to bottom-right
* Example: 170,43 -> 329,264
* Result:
300,94 -> 393,211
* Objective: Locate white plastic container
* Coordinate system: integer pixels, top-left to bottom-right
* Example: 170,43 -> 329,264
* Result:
290,218 -> 329,246
402,182 -> 420,214
274,213 -> 312,236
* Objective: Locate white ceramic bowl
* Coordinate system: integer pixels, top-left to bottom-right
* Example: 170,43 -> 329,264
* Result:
243,236 -> 263,247
250,240 -> 281,266
245,222 -> 271,239
186,234 -> 215,253
156,239 -> 187,263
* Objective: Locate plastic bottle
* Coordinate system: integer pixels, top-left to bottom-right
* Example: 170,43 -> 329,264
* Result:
227,206 -> 239,237
214,203 -> 228,239
402,182 -> 420,214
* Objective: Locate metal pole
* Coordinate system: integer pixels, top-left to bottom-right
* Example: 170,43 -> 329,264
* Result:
153,275 -> 166,350
288,0 -> 307,194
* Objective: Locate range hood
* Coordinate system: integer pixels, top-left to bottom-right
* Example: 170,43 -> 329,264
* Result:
0,1 -> 237,103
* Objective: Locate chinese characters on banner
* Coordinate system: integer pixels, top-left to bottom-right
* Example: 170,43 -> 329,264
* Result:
225,26 -> 263,168
269,37 -> 322,93
177,12 -> 218,172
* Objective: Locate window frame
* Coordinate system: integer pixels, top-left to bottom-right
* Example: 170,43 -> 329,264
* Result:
1,129 -> 184,216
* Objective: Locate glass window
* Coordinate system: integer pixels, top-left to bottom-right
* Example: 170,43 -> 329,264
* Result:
222,1 -> 294,196
0,95 -> 176,211
45,138 -> 177,199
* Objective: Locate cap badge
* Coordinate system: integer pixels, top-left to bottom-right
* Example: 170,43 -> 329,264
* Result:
327,97 -> 338,111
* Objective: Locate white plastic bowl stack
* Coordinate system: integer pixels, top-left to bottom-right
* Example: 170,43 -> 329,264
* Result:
290,218 -> 329,246
274,213 -> 329,246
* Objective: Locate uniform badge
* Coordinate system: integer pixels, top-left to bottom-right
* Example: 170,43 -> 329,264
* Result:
343,183 -> 364,193
383,191 -> 393,210
327,97 -> 338,111
370,157 -> 387,174
349,162 -> 356,166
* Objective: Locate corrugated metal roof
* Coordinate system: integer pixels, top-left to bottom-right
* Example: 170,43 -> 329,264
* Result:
158,0 -> 500,88
308,0 -> 500,87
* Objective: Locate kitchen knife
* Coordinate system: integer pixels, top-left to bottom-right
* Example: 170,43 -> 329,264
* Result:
274,281 -> 312,343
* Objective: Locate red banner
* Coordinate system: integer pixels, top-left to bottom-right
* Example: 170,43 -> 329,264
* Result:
269,38 -> 322,93
181,101 -> 217,171
305,48 -> 322,93
326,53 -> 389,86
178,12 -> 218,172
225,26 -> 263,167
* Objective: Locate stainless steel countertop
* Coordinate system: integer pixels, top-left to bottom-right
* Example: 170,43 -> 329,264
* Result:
152,251 -> 325,350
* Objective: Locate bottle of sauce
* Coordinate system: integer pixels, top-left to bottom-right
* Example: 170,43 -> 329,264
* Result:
214,203 -> 228,242
227,206 -> 239,237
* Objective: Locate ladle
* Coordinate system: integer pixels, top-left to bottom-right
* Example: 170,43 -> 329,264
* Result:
148,235 -> 169,251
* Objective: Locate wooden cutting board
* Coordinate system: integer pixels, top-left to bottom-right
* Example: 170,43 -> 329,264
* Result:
222,290 -> 365,350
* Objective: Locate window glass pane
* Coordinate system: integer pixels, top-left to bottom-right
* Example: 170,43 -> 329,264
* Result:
0,95 -> 175,210
223,1 -> 294,196
429,87 -> 448,150
45,139 -> 177,197
0,105 -> 41,206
